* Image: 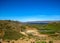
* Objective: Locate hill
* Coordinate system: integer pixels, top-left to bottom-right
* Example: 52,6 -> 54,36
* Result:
0,20 -> 24,40
0,20 -> 60,41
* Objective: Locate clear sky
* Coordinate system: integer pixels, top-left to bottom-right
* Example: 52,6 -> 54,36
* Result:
0,0 -> 60,22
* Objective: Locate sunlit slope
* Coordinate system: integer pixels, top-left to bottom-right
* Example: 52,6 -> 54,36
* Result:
0,20 -> 24,40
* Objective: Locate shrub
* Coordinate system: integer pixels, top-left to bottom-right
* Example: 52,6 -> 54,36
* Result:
36,41 -> 40,43
42,41 -> 46,43
49,41 -> 53,43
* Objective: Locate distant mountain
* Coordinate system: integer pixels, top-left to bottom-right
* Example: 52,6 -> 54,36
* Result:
24,21 -> 60,24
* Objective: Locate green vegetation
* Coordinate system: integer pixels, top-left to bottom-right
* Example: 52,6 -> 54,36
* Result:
26,22 -> 60,34
41,41 -> 46,43
36,41 -> 46,43
3,29 -> 24,40
36,41 -> 40,43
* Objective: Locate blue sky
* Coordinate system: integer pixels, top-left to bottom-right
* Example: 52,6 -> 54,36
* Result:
0,0 -> 60,22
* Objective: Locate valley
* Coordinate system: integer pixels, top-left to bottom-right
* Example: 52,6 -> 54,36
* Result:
0,20 -> 60,43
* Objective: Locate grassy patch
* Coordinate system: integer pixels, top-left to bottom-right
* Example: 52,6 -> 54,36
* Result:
3,29 -> 24,40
